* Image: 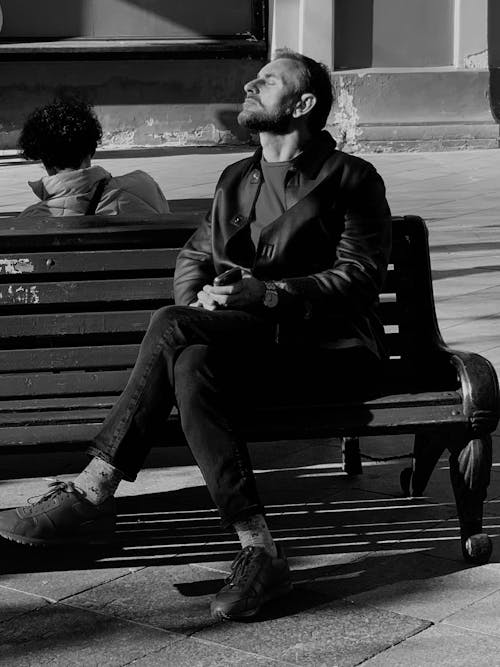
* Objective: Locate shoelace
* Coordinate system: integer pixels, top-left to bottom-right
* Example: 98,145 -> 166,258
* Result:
226,546 -> 259,588
26,480 -> 83,508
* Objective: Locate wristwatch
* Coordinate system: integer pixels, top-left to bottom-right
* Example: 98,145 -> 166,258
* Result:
262,281 -> 279,308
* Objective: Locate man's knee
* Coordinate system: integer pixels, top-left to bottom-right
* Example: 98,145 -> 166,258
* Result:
174,344 -> 212,382
148,304 -> 195,335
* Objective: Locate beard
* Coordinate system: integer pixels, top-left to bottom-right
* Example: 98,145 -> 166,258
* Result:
238,101 -> 295,134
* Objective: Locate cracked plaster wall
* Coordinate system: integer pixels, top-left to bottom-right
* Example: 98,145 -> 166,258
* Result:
0,58 -> 264,151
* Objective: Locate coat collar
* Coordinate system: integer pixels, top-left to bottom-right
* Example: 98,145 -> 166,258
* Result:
248,130 -> 337,180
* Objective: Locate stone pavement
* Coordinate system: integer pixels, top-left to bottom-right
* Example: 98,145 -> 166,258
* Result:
1,147 -> 500,665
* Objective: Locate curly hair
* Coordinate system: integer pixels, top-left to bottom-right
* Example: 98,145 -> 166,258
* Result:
18,97 -> 103,169
273,48 -> 333,132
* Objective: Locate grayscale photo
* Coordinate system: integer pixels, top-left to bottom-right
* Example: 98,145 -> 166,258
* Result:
0,1 -> 499,664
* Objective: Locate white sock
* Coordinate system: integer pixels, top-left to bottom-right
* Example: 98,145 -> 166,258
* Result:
234,514 -> 278,558
74,457 -> 123,505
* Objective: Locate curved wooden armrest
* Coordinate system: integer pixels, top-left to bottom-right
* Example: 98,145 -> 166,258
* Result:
443,348 -> 500,435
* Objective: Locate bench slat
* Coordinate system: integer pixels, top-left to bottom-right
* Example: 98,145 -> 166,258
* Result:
0,369 -> 131,398
0,314 -> 403,345
0,408 -> 110,426
0,278 -> 173,306
0,249 -> 179,276
245,404 -> 468,440
0,401 -> 466,449
0,218 -> 198,251
0,215 -> 199,234
0,389 -> 461,414
0,345 -> 140,372
0,395 -> 117,412
0,310 -> 153,340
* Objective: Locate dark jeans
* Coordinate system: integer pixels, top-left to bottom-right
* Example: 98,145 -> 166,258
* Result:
89,305 -> 380,528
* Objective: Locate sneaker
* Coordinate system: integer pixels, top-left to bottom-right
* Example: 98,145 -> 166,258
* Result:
0,480 -> 116,546
210,545 -> 292,620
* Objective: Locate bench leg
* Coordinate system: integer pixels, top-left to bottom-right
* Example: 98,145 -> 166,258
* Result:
342,437 -> 362,475
400,432 -> 446,497
449,435 -> 493,564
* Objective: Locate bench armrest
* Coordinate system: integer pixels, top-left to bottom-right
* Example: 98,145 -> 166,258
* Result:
445,349 -> 500,435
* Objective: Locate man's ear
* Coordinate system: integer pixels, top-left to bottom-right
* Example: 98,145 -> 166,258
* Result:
292,93 -> 316,119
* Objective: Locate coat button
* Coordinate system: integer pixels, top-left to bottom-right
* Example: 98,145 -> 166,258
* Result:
232,215 -> 243,226
250,170 -> 260,184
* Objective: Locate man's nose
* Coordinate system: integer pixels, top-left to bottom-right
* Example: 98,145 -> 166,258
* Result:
244,78 -> 258,94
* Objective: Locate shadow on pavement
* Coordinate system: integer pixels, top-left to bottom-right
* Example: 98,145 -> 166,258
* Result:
2,468 -> 495,610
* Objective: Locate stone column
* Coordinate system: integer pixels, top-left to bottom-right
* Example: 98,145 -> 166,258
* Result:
453,0 -> 488,68
269,0 -> 334,67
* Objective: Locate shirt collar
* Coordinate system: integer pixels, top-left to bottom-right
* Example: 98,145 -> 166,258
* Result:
250,130 -> 337,180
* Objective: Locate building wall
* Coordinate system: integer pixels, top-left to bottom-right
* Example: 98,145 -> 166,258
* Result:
272,0 -> 499,151
1,0 -> 500,152
0,58 -> 263,151
372,0 -> 454,67
0,0 -> 266,151
0,0 -> 252,38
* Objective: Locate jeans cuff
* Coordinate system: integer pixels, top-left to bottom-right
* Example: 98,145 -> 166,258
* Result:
86,445 -> 136,482
219,503 -> 265,530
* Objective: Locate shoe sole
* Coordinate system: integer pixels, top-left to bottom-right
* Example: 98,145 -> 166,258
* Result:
212,580 -> 293,621
0,528 -> 114,547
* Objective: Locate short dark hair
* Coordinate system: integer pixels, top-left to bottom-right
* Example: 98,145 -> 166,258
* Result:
273,48 -> 333,132
18,96 -> 103,169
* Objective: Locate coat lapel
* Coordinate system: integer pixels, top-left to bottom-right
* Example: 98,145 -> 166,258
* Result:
222,165 -> 262,262
255,163 -> 343,267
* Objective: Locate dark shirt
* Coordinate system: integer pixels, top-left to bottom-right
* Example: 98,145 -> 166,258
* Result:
251,159 -> 291,249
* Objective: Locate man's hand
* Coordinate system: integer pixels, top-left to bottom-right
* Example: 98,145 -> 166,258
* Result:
196,276 -> 266,310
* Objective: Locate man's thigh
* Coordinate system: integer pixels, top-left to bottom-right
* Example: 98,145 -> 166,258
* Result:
159,305 -> 274,350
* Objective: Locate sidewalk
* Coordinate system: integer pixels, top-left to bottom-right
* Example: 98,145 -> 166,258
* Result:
2,148 -> 500,666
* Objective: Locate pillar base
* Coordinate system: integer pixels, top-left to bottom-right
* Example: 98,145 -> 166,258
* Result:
329,68 -> 500,152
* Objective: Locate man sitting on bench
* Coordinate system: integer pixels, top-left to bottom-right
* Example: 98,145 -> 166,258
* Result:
0,49 -> 391,621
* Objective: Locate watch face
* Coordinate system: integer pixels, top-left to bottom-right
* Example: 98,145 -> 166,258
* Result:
264,288 -> 279,308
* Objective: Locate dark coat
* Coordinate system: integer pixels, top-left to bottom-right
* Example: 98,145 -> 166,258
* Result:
174,132 -> 392,358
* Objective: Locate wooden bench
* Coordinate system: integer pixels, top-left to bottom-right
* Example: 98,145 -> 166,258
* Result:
0,210 -> 498,564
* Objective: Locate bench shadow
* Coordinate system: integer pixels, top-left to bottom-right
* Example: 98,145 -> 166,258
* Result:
2,460 -> 494,623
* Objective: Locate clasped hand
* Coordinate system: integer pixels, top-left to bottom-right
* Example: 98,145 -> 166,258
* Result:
192,276 -> 265,311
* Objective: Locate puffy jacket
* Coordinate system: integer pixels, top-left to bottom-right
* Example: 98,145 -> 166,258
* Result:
20,165 -> 169,217
174,132 -> 392,358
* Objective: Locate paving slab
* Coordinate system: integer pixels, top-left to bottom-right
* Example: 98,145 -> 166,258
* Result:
129,638 -> 285,666
0,602 -> 180,667
0,558 -> 140,604
442,583 -> 500,637
195,598 -> 429,667
300,549 -> 467,602
64,563 -> 223,635
0,585 -> 48,625
363,622 -> 500,667
345,559 -> 500,622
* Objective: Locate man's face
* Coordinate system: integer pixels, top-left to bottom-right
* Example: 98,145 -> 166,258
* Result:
238,58 -> 302,133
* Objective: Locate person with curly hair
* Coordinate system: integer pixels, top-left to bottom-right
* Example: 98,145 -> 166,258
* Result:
18,96 -> 169,217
